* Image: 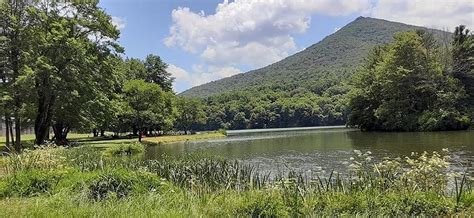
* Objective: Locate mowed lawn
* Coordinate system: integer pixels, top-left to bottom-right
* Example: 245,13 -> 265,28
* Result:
143,132 -> 225,145
1,132 -> 225,150
0,133 -> 92,150
0,133 -> 93,143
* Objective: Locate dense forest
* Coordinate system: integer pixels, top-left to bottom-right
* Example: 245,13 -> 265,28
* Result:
348,29 -> 473,131
193,28 -> 472,131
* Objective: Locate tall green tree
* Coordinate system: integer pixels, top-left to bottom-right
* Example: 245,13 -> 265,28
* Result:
348,31 -> 470,131
27,1 -> 122,144
452,25 -> 474,121
123,80 -> 174,142
144,54 -> 174,92
175,97 -> 206,134
0,0 -> 35,151
123,58 -> 146,80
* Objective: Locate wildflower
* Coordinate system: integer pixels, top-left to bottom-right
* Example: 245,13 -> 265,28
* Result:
354,150 -> 362,156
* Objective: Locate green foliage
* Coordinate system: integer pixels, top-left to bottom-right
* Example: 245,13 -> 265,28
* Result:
198,80 -> 348,130
175,97 -> 206,133
105,142 -> 144,157
181,17 -> 449,98
452,25 -> 474,124
123,80 -> 175,139
0,169 -> 63,197
348,31 -> 470,131
86,169 -> 161,201
123,54 -> 174,92
237,191 -> 288,217
144,54 -> 174,92
0,145 -> 472,216
180,17 -> 454,131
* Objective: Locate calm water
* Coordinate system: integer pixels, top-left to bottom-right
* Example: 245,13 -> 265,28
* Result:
145,127 -> 474,175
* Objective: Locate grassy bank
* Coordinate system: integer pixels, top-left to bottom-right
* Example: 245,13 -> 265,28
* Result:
142,132 -> 226,145
1,132 -> 225,151
0,133 -> 93,151
0,143 -> 472,216
0,133 -> 93,143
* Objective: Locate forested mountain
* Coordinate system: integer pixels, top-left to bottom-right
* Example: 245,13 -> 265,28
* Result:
181,17 -> 449,97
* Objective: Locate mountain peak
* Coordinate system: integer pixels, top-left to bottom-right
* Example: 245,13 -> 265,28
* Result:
180,18 -> 447,97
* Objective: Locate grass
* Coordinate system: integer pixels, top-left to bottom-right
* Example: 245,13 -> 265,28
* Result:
142,132 -> 225,145
0,133 -> 93,151
0,140 -> 472,216
1,131 -> 225,152
0,133 -> 92,143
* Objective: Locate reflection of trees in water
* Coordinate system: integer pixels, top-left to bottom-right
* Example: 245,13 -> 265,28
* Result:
346,131 -> 474,152
345,130 -> 474,176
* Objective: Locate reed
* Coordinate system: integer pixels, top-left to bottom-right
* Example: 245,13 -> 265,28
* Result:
0,144 -> 472,216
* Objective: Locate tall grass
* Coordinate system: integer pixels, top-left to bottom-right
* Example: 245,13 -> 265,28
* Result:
0,144 -> 472,216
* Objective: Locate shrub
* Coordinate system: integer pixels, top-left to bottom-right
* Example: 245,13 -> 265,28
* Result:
63,146 -> 104,172
106,143 -> 145,157
237,191 -> 288,217
4,147 -> 66,173
0,170 -> 63,197
86,169 -> 161,201
418,110 -> 470,131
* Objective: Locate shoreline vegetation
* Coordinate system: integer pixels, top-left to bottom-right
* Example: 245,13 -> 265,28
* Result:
1,131 -> 226,152
0,142 -> 472,216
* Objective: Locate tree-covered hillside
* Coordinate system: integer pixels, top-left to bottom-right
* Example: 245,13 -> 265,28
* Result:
180,17 -> 449,97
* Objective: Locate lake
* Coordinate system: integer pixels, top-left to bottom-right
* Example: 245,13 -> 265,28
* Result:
145,127 -> 474,176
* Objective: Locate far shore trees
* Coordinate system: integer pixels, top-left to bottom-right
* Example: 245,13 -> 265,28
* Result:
452,25 -> 474,123
348,30 -> 471,131
175,97 -> 206,134
123,80 -> 174,142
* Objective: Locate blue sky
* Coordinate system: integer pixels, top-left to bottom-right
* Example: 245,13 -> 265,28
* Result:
99,0 -> 473,93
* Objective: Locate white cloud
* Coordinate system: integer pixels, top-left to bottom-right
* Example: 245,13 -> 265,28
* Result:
369,0 -> 474,31
112,16 -> 127,30
165,0 -> 371,68
193,65 -> 242,86
165,0 -> 473,91
167,64 -> 242,92
167,64 -> 189,81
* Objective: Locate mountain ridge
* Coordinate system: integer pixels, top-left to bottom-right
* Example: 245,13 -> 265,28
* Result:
180,17 -> 449,97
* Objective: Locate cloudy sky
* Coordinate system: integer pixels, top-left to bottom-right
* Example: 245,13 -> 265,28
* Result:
99,0 -> 474,93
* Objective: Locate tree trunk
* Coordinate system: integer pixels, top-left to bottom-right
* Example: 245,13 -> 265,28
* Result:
100,129 -> 105,137
34,91 -> 55,145
132,127 -> 138,136
9,120 -> 14,146
52,122 -> 70,146
92,129 -> 98,137
14,113 -> 21,152
4,116 -> 10,147
138,130 -> 142,142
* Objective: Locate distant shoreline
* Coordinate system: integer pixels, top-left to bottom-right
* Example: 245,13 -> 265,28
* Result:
226,125 -> 352,135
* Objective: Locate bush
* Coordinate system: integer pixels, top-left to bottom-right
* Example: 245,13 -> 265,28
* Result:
0,170 -> 63,197
106,143 -> 145,157
86,169 -> 161,201
418,110 -> 470,131
237,191 -> 288,217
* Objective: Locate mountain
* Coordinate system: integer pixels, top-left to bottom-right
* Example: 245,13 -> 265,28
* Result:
180,17 -> 449,97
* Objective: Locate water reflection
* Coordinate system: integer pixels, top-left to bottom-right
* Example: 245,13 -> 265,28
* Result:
145,128 -> 474,175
